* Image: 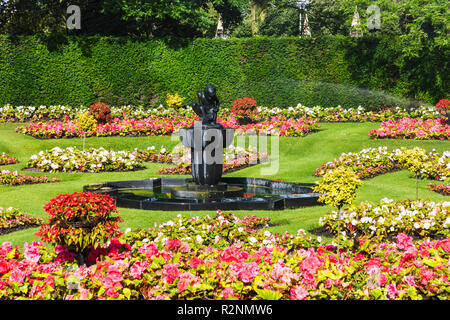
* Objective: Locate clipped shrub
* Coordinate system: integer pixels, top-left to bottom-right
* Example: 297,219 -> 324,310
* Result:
76,112 -> 97,134
313,167 -> 362,210
166,93 -> 184,108
36,192 -> 123,264
231,98 -> 258,124
89,102 -> 111,124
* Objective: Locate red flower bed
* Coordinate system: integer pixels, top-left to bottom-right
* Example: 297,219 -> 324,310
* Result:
369,118 -> 449,140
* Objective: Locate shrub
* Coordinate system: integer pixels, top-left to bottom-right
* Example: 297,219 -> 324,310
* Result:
36,192 -> 123,263
76,112 -> 97,134
436,99 -> 449,110
89,102 -> 111,124
231,98 -> 258,124
313,167 -> 362,210
166,93 -> 184,108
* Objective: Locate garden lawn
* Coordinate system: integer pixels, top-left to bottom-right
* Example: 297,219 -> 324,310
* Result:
0,122 -> 448,247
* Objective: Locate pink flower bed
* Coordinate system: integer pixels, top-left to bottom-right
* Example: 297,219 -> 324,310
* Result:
427,183 -> 450,196
369,118 -> 449,140
16,116 -> 319,139
0,153 -> 18,166
0,211 -> 448,300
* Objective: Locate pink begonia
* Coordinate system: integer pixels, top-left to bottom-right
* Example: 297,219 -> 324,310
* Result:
403,275 -> 416,287
189,256 -> 204,269
177,272 -> 198,293
222,287 -> 235,299
271,262 -> 294,283
232,262 -> 259,283
290,286 -> 308,300
9,268 -> 26,284
130,261 -> 149,280
0,258 -> 9,274
102,264 -> 123,289
180,241 -> 190,253
79,288 -> 90,300
163,264 -> 181,284
301,255 -> 322,274
24,242 -> 41,264
166,238 -> 181,249
396,233 -> 414,250
420,269 -> 434,285
387,283 -> 399,299
377,273 -> 387,287
0,241 -> 13,257
138,242 -> 159,258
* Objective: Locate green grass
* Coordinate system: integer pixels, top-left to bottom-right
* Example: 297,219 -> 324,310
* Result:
0,122 -> 448,247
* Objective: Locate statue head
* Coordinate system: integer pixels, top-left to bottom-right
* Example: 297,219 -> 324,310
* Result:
205,85 -> 216,100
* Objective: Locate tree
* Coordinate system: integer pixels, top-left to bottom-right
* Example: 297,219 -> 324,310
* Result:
259,6 -> 299,37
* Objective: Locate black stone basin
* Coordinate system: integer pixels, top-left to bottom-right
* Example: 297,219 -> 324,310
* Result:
83,177 -> 321,211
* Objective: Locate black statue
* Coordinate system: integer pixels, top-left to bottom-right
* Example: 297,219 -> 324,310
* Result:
180,85 -> 234,186
192,84 -> 220,124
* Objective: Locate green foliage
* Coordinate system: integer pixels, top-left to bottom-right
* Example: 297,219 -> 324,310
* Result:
0,35 -> 447,107
313,167 -> 363,209
258,7 -> 299,37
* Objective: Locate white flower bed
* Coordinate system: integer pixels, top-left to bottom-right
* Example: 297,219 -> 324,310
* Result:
319,198 -> 450,239
28,147 -> 144,173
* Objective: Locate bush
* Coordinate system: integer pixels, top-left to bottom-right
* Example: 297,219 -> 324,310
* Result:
36,192 -> 123,263
231,98 -> 258,124
89,102 -> 111,124
166,93 -> 184,108
76,112 -> 97,134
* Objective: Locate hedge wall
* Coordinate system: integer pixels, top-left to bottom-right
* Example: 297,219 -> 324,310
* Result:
0,35 -> 447,108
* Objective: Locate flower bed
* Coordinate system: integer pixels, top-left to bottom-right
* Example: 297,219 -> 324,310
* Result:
315,147 -> 401,179
27,147 -> 144,173
315,147 -> 449,181
1,104 -> 442,123
0,207 -> 43,235
0,153 -> 17,166
319,198 -> 450,240
427,183 -> 450,196
0,210 -> 449,300
0,169 -> 58,186
16,115 -> 319,139
157,145 -> 269,175
369,118 -> 450,140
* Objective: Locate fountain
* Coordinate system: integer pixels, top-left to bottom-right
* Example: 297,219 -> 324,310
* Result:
84,85 -> 321,211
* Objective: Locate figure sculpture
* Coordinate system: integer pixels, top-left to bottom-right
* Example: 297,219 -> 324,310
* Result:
180,85 -> 234,186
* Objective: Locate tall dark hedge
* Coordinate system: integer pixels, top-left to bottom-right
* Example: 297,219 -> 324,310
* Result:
0,35 -> 447,108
